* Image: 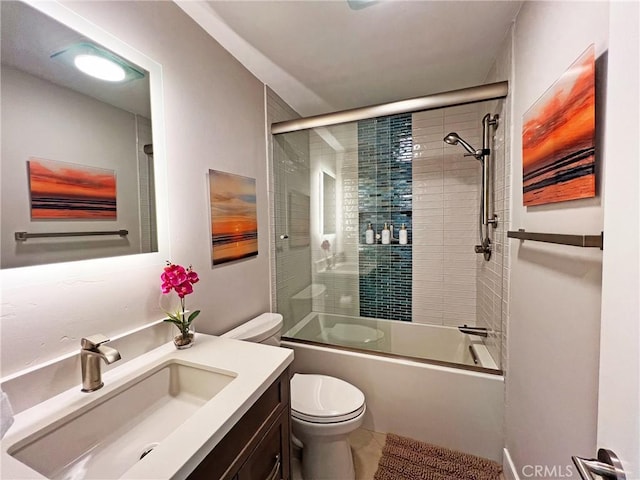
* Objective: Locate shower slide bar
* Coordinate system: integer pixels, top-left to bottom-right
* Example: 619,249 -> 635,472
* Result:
15,230 -> 129,241
271,81 -> 509,134
507,229 -> 604,249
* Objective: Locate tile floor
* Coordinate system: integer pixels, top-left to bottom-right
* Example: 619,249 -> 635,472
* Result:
349,428 -> 387,479
291,428 -> 384,480
294,428 -> 505,480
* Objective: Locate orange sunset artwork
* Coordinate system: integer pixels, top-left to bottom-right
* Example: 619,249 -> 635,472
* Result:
28,158 -> 117,219
209,170 -> 258,266
522,45 -> 596,206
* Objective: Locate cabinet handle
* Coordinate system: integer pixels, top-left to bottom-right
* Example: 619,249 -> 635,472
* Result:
265,454 -> 281,480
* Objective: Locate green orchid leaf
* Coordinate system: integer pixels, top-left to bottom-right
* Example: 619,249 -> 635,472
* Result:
163,318 -> 184,327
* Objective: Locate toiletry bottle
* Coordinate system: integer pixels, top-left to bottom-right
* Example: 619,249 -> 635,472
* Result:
365,223 -> 374,244
381,223 -> 390,245
399,224 -> 408,245
389,224 -> 394,241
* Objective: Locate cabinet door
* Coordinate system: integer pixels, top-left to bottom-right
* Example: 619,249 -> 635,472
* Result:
186,368 -> 291,480
238,410 -> 290,480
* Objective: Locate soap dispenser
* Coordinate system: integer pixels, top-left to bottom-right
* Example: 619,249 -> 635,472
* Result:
399,224 -> 408,245
365,223 -> 374,244
381,223 -> 391,245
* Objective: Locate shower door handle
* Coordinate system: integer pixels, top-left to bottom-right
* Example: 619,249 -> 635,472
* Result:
572,449 -> 626,480
279,234 -> 289,240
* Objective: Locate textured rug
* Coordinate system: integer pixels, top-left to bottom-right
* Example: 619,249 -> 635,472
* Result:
374,434 -> 502,480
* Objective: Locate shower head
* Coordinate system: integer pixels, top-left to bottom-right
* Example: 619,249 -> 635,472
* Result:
443,132 -> 483,161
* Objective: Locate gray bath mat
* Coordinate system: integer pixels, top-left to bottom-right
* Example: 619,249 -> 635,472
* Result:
374,433 -> 502,480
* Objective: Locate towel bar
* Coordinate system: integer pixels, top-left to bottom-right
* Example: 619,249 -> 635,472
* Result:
15,230 -> 129,241
507,229 -> 603,249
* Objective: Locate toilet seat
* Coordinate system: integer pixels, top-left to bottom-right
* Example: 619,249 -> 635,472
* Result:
291,373 -> 365,424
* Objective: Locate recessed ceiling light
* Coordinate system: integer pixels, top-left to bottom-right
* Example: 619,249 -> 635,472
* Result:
73,54 -> 126,82
51,43 -> 145,83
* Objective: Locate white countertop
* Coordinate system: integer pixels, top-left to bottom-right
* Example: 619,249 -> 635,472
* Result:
1,334 -> 294,479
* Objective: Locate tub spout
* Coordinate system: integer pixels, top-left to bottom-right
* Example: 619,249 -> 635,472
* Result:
458,325 -> 489,338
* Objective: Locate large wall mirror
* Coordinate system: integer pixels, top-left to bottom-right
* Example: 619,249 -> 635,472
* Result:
0,1 -> 168,269
321,171 -> 336,235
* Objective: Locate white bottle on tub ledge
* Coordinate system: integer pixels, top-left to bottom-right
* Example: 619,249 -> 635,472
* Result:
381,223 -> 390,245
365,223 -> 374,244
399,224 -> 408,245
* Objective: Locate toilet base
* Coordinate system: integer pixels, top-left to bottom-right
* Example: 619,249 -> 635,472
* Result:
292,407 -> 365,480
301,435 -> 355,480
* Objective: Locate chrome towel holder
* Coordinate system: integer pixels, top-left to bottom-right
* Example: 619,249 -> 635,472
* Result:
14,229 -> 129,241
507,229 -> 603,250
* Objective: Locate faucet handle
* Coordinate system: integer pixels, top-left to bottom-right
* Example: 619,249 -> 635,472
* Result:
81,334 -> 111,350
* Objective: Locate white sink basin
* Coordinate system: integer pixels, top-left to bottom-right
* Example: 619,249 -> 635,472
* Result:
8,360 -> 235,480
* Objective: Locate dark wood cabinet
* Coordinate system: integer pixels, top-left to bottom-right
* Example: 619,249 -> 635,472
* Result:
187,368 -> 291,480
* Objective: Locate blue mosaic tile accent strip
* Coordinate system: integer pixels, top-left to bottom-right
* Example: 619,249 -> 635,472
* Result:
358,114 -> 412,322
358,245 -> 412,321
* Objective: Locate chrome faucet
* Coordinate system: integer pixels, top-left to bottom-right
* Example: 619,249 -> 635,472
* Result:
80,334 -> 121,392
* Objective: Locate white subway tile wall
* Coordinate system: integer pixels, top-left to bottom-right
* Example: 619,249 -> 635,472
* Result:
480,28 -> 512,371
475,98 -> 508,370
412,105 -> 482,327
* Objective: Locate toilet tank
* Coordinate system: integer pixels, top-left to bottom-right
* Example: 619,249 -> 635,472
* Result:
221,313 -> 283,346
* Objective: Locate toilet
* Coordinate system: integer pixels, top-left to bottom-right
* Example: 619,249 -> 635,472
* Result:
222,313 -> 366,480
290,283 -> 326,322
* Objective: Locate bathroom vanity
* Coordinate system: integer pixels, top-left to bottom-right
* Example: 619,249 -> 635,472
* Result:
1,334 -> 293,480
188,368 -> 291,480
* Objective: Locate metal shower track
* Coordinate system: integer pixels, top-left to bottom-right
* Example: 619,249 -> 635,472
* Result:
271,81 -> 509,134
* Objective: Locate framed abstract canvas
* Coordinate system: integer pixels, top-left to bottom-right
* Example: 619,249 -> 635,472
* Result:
522,45 -> 596,206
209,169 -> 258,266
27,158 -> 117,219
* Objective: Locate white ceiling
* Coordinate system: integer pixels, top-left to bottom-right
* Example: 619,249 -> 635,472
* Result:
177,0 -> 522,117
1,1 -> 151,118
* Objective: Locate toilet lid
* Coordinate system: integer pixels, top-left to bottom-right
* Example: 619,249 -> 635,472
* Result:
291,374 -> 365,424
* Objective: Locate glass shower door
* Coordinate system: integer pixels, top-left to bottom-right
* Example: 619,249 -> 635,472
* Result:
272,131 -> 313,334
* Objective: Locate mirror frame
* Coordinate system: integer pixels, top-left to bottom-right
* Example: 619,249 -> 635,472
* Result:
0,0 -> 169,287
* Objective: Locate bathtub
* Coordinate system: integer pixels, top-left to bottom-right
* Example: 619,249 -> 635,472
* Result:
284,312 -> 500,372
282,312 -> 504,462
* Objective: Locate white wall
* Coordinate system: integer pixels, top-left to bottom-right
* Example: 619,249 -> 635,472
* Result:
0,67 -> 142,268
1,2 -> 269,385
598,2 -> 640,476
506,2 -> 608,477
